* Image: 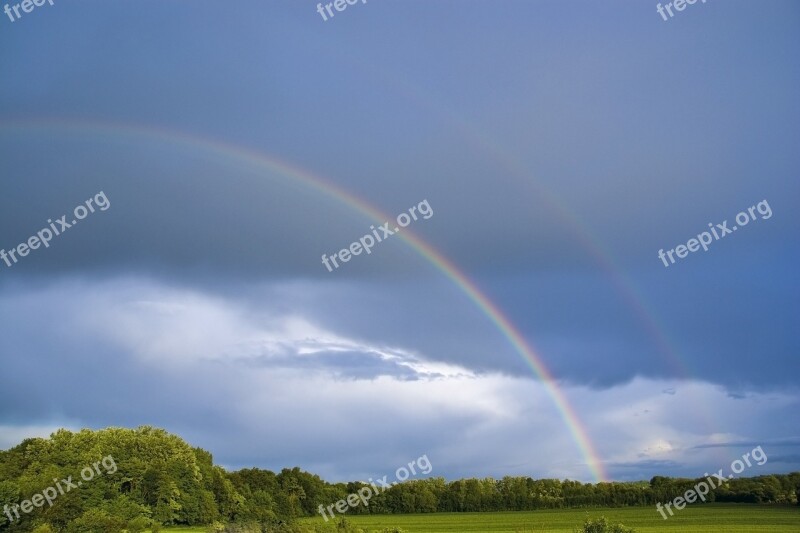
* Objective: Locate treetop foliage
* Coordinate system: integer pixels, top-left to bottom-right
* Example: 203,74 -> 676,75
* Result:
0,427 -> 797,532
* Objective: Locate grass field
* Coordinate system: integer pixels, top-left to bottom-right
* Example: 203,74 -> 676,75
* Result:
162,504 -> 800,532
308,505 -> 800,532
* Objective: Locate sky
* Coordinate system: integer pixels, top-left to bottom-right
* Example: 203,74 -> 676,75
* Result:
0,0 -> 798,483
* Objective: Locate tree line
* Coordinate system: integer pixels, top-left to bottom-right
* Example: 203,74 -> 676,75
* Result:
0,427 -> 797,532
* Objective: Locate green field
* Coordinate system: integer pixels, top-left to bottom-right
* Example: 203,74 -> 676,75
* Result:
311,505 -> 800,532
163,504 -> 800,532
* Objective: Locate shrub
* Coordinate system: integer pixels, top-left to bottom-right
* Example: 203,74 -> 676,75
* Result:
65,508 -> 126,533
305,517 -> 365,533
233,524 -> 260,533
126,516 -> 152,533
574,516 -> 635,533
214,522 -> 266,533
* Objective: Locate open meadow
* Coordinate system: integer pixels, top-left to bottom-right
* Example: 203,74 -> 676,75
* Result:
162,504 -> 800,533
307,505 -> 800,532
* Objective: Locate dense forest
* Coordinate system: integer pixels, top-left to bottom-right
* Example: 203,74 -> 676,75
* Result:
0,427 -> 797,532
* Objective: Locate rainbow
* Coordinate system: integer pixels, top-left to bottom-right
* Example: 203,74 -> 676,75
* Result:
1,119 -> 608,482
349,57 -> 694,379
345,66 -> 722,462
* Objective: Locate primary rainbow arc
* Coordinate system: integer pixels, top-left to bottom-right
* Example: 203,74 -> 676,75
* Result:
1,119 -> 609,482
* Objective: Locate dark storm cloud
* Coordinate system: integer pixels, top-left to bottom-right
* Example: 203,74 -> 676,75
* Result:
2,0 -> 798,276
0,0 -> 798,481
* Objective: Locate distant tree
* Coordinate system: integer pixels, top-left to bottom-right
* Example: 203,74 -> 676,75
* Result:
2,426 -> 799,530
648,476 -> 668,487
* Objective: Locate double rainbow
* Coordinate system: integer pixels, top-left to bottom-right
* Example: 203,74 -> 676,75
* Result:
3,119 -> 610,481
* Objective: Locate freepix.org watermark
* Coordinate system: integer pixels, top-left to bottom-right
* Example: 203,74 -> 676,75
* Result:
655,445 -> 767,520
315,0 -> 367,22
321,199 -> 433,272
3,0 -> 54,23
656,0 -> 708,22
318,454 -> 433,521
1,191 -> 111,269
2,455 -> 117,523
658,199 -> 772,268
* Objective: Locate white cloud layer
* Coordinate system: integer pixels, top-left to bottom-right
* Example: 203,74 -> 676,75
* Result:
0,278 -> 797,482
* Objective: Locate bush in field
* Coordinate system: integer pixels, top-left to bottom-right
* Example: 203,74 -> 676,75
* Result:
31,525 -> 56,533
64,508 -> 126,533
216,521 -> 307,533
222,522 -> 263,533
126,516 -> 152,533
574,516 -> 635,533
303,517 -> 364,533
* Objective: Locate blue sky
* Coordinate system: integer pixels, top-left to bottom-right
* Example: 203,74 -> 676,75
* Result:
0,0 -> 798,483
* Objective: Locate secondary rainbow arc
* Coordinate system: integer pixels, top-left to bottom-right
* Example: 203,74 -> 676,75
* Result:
341,52 -> 694,380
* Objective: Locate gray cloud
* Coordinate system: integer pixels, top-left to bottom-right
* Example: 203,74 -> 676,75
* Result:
1,0 -> 798,483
